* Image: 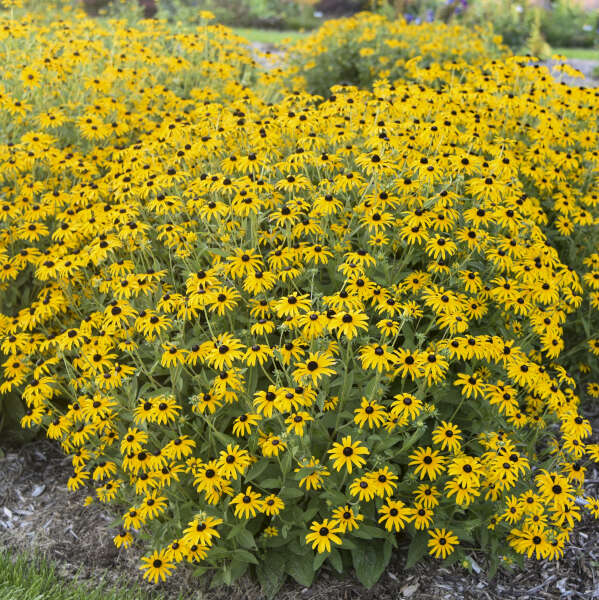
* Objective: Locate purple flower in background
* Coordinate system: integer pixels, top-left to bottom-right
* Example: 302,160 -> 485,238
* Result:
444,0 -> 468,15
405,13 -> 414,23
425,9 -> 434,22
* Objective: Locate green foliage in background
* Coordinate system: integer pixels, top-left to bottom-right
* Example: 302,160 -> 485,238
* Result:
283,12 -> 505,96
540,0 -> 598,49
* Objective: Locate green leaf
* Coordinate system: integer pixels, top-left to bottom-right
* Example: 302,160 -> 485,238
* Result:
322,489 -> 348,505
207,546 -> 229,561
286,550 -> 315,587
280,486 -> 303,499
340,537 -> 357,550
231,549 -> 259,564
394,427 -> 426,457
313,551 -> 328,571
260,477 -> 282,488
209,569 -> 226,589
236,527 -> 256,550
280,451 -> 292,475
383,538 -> 393,562
480,527 -> 488,550
488,544 -> 499,578
225,558 -> 249,584
226,522 -> 246,540
256,550 -> 286,599
245,459 -> 270,481
374,434 -> 404,452
266,535 -> 291,548
247,365 -> 258,396
303,505 -> 320,522
351,539 -> 391,589
351,524 -> 387,540
213,430 -> 235,447
340,369 -> 354,401
405,532 -> 428,569
328,548 -> 344,573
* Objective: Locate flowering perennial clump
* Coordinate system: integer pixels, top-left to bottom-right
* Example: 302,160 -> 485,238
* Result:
283,12 -> 506,96
1,3 -> 599,592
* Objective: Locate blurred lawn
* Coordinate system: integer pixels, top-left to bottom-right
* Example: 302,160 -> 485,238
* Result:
553,47 -> 599,60
232,27 -> 308,45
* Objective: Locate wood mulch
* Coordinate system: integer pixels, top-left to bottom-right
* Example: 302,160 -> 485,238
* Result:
1,437 -> 598,600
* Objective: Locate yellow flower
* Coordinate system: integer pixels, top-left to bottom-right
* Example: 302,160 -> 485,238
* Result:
428,528 -> 459,559
327,436 -> 370,473
140,549 -> 175,583
305,519 -> 342,553
229,486 -> 263,519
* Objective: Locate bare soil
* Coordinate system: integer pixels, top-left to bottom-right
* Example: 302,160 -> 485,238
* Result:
1,437 -> 599,600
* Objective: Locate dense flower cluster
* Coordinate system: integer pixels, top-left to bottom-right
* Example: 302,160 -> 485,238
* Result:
283,12 -> 506,96
1,4 -> 599,591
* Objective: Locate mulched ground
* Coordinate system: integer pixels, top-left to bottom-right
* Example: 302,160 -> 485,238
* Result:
1,437 -> 598,600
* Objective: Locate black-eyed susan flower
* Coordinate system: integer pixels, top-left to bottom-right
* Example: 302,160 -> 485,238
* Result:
160,344 -> 188,368
391,393 -> 422,421
378,499 -> 413,532
409,447 -> 446,481
353,397 -> 386,429
305,519 -> 342,553
262,494 -> 285,516
330,310 -> 369,339
508,525 -> 551,560
182,515 -> 223,547
328,436 -> 369,473
432,421 -> 462,453
428,528 -> 459,559
349,474 -> 376,501
410,505 -> 434,530
113,529 -> 134,549
368,466 -> 398,497
273,293 -> 311,318
0,11 -> 597,584
206,334 -> 245,370
293,351 -> 336,385
358,342 -> 394,372
140,549 -> 175,583
331,505 -> 363,533
259,433 -> 287,457
445,479 -> 480,507
393,349 -> 423,380
295,457 -> 330,491
232,413 -> 261,437
152,395 -> 182,425
447,455 -> 484,488
285,411 -> 313,436
217,444 -> 251,480
230,486 -> 263,519
138,492 -> 168,521
163,435 -> 196,461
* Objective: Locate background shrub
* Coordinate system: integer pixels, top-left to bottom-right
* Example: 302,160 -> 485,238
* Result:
283,12 -> 505,96
540,0 -> 599,48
